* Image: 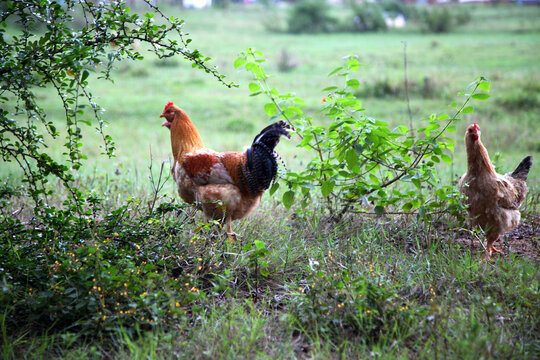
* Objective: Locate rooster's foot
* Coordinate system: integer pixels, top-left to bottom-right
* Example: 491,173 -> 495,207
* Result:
227,232 -> 238,242
490,246 -> 502,254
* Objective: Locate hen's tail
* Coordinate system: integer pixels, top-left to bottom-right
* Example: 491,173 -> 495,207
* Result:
243,121 -> 293,195
511,156 -> 533,181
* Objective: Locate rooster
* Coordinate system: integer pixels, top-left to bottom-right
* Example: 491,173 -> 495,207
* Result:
459,123 -> 532,260
160,101 -> 292,239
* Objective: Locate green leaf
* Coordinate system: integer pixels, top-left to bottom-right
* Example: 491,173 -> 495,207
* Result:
462,106 -> 474,114
441,154 -> 453,164
282,190 -> 295,209
328,67 -> 343,76
234,57 -> 246,69
347,57 -> 360,72
260,268 -> 270,277
321,180 -> 334,198
264,103 -> 277,117
472,94 -> 490,101
269,182 -> 279,196
322,86 -> 338,92
248,82 -> 261,92
402,202 -> 413,212
374,205 -> 385,216
369,174 -> 380,185
478,81 -> 490,92
346,79 -> 360,89
254,240 -> 266,249
437,113 -> 449,120
426,123 -> 440,132
81,69 -> 89,82
345,148 -> 359,170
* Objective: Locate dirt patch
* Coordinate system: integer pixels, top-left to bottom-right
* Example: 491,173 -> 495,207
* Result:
454,214 -> 540,260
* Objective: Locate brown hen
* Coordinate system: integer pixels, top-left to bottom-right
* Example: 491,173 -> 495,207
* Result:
459,123 -> 532,260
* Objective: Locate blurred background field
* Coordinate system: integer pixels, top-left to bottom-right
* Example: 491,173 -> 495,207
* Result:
4,2 -> 539,195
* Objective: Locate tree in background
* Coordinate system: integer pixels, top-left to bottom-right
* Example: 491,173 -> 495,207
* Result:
0,0 -> 232,214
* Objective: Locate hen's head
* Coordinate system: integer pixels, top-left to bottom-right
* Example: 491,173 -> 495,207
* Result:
160,101 -> 179,128
465,123 -> 480,143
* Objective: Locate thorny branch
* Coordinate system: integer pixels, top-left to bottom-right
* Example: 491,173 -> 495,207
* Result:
0,0 -> 234,214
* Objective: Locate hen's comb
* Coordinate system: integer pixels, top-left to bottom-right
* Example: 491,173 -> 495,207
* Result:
473,123 -> 479,130
163,101 -> 174,112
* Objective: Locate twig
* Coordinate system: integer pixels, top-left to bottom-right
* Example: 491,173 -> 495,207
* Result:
402,41 -> 414,139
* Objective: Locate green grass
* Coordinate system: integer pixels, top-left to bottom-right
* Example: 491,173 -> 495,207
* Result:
1,3 -> 540,359
2,202 -> 538,358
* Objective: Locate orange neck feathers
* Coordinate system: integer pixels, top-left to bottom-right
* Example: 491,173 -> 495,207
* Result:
169,107 -> 204,161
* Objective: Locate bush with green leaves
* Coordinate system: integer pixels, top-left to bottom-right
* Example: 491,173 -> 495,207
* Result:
421,6 -> 453,33
287,0 -> 337,34
380,0 -> 415,19
0,0 -> 233,216
420,5 -> 472,33
235,49 -> 491,220
0,0 -> 235,339
350,3 -> 387,32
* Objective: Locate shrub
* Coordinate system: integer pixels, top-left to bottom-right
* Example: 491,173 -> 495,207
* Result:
351,3 -> 387,32
421,6 -> 454,33
420,6 -> 472,33
236,49 -> 491,219
287,0 -> 337,34
454,6 -> 472,26
499,92 -> 540,110
380,0 -> 414,19
355,76 -> 448,99
0,0 -> 233,220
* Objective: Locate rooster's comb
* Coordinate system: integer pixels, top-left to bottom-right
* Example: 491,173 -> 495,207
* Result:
473,123 -> 479,130
163,101 -> 174,112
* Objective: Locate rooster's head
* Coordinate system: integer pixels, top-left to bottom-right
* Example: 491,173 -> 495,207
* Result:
465,123 -> 480,142
160,101 -> 178,128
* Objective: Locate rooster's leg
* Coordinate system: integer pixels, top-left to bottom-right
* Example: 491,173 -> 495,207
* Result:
226,217 -> 237,241
490,246 -> 502,254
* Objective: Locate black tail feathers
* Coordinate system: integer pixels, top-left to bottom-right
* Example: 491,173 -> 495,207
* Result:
511,156 -> 532,181
242,121 -> 293,195
252,120 -> 293,150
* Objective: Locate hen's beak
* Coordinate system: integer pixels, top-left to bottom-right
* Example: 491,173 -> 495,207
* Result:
160,113 -> 168,127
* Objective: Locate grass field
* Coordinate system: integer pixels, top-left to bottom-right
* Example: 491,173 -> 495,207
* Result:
1,3 -> 540,359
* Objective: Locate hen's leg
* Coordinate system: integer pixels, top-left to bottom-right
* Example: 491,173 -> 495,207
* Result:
226,217 -> 237,241
485,234 -> 501,261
